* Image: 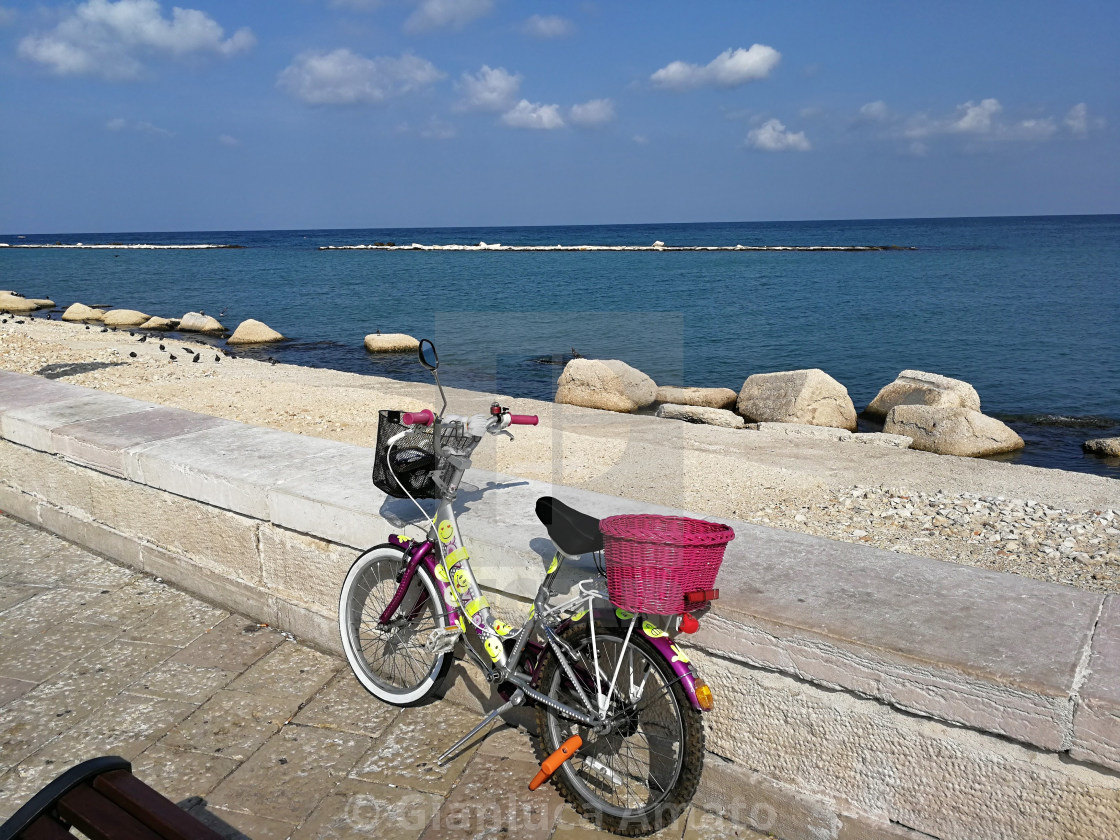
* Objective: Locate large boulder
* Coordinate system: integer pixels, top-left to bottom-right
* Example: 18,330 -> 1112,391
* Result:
364,333 -> 420,353
29,298 -> 54,308
1084,438 -> 1120,457
864,370 -> 981,420
139,316 -> 177,331
228,319 -> 284,345
884,405 -> 1024,457
655,404 -> 745,428
736,369 -> 857,431
61,303 -> 106,321
102,309 -> 151,328
655,386 -> 738,410
0,294 -> 38,313
555,358 -> 657,413
179,312 -> 226,333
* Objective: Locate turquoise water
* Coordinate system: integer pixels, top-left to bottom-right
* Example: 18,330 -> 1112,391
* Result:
2,216 -> 1118,476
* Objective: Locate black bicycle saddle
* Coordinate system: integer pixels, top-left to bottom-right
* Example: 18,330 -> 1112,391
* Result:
535,496 -> 604,556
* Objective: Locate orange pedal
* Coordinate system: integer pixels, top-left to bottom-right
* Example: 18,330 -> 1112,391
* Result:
528,734 -> 582,791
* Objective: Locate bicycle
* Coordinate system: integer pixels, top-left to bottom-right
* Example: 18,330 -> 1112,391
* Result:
338,340 -> 731,836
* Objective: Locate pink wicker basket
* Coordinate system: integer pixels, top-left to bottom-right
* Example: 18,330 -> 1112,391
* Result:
600,514 -> 735,615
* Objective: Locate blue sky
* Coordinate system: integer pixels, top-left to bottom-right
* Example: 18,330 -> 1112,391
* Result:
1,0 -> 1117,232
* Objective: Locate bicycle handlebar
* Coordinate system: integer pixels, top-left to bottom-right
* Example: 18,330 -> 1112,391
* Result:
401,410 -> 434,427
509,415 -> 539,425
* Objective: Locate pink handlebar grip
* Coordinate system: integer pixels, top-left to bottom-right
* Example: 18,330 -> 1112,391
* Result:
401,410 -> 435,427
509,414 -> 539,426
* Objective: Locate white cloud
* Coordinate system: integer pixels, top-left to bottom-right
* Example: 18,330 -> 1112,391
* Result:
420,116 -> 456,139
456,65 -> 521,112
1065,103 -> 1090,136
569,98 -> 615,127
329,0 -> 382,9
501,100 -> 564,130
651,44 -> 780,91
747,118 -> 810,151
633,134 -> 649,145
218,134 -> 240,146
900,98 -> 1063,144
858,100 -> 890,122
521,14 -> 574,38
277,49 -> 444,105
405,0 -> 493,32
18,0 -> 253,80
105,116 -> 172,135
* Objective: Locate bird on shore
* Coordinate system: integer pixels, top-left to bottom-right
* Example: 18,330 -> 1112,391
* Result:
138,335 -> 147,343
100,327 -> 107,333
159,344 -> 165,351
214,354 -> 221,363
84,325 -> 90,330
169,354 -> 177,361
181,347 -> 191,354
192,353 -> 200,363
129,352 -> 137,358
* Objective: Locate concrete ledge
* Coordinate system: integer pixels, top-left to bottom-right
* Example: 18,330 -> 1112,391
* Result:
2,370 -> 1118,840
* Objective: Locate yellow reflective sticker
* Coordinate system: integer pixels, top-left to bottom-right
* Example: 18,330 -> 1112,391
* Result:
571,609 -> 588,622
615,609 -> 635,621
438,521 -> 454,543
445,547 -> 469,568
456,616 -> 465,632
642,620 -> 667,639
484,637 -> 502,661
528,605 -> 536,619
670,643 -> 690,664
493,620 -> 512,636
465,597 -> 490,618
546,555 -> 560,574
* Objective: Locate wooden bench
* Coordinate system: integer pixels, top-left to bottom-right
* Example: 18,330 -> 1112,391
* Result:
0,756 -> 224,840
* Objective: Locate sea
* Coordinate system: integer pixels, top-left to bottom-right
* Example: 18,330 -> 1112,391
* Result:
2,215 -> 1118,479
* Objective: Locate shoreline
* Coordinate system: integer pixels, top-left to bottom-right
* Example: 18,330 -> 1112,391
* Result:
1,315 -> 1117,595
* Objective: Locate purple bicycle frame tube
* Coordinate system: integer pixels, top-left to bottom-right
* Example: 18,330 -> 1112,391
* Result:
377,539 -> 434,625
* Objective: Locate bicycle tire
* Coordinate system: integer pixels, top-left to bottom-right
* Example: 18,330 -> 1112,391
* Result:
535,621 -> 704,836
339,544 -> 453,706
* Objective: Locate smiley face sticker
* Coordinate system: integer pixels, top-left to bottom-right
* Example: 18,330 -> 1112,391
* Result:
437,520 -> 454,543
453,569 -> 471,594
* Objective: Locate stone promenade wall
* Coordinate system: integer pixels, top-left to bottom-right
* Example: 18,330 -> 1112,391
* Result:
1,370 -> 1117,840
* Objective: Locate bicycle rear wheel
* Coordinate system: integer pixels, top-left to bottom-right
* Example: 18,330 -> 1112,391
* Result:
535,621 -> 704,836
339,545 -> 453,706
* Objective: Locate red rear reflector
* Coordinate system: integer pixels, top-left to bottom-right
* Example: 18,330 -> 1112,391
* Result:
679,613 -> 700,634
685,589 -> 719,604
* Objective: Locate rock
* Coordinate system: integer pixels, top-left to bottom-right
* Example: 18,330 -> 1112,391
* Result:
102,309 -> 151,328
139,316 -> 177,331
655,386 -> 738,410
883,405 -> 1024,457
179,312 -> 226,333
851,432 -> 913,448
363,333 -> 420,353
1084,438 -> 1120,457
864,370 -> 981,420
748,422 -> 852,441
29,298 -> 55,308
61,303 -> 106,321
555,358 -> 657,413
736,369 -> 857,431
228,319 -> 284,345
656,404 -> 745,428
0,294 -> 38,313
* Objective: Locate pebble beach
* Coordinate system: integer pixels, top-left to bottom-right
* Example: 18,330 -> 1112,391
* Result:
2,313 -> 1118,596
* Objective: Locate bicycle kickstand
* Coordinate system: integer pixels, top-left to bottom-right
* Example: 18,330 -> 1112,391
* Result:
437,689 -> 525,765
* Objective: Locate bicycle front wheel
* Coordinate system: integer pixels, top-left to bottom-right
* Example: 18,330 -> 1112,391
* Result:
535,621 -> 704,836
338,545 -> 453,706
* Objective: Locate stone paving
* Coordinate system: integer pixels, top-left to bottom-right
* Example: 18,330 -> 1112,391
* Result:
0,514 -> 763,839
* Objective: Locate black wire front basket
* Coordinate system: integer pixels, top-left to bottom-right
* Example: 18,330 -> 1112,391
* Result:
372,410 -> 468,499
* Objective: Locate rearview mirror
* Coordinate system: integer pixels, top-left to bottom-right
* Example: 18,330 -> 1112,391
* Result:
418,339 -> 439,371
